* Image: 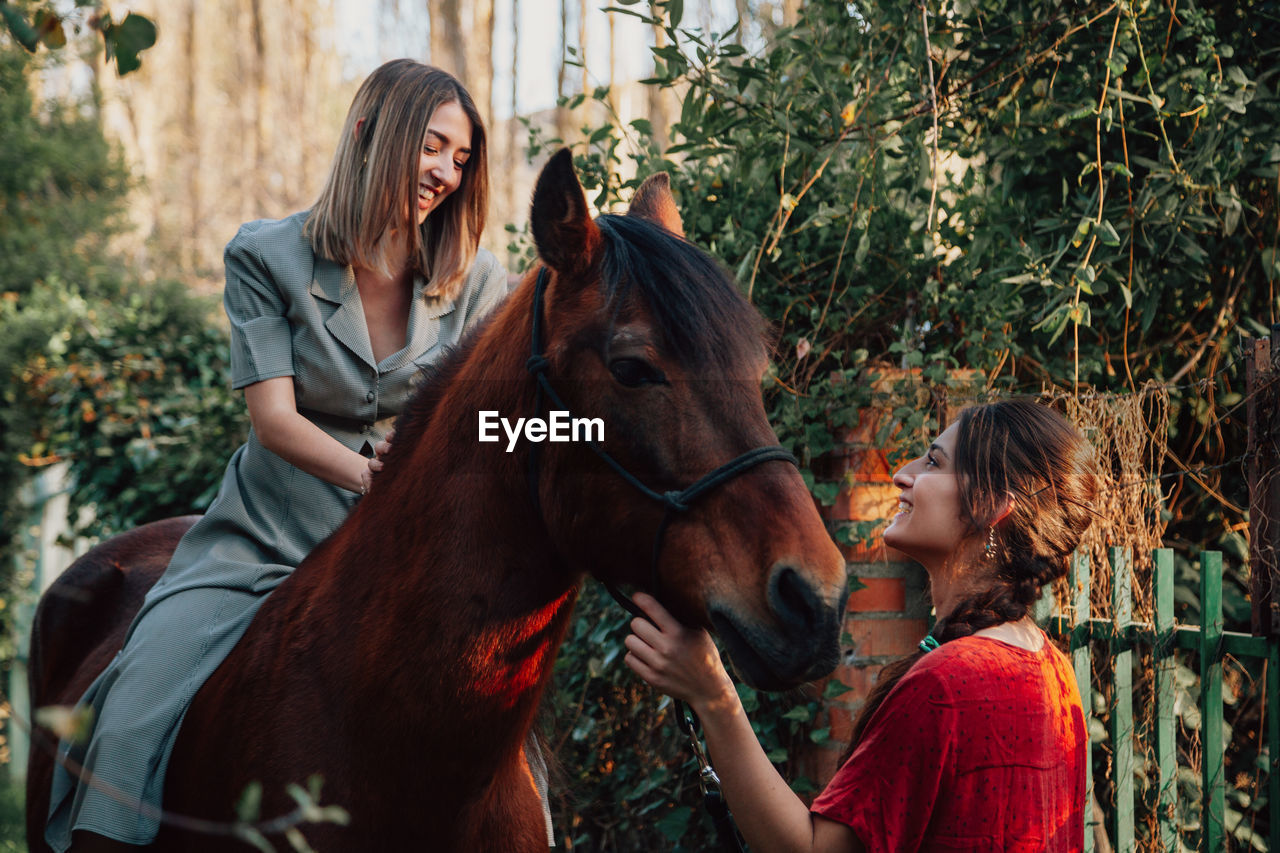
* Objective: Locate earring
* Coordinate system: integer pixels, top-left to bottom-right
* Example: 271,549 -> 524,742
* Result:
985,525 -> 997,558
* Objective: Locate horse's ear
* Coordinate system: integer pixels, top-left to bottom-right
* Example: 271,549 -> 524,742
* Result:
628,172 -> 684,237
530,149 -> 600,277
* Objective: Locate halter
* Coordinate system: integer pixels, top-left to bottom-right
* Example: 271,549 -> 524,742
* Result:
524,266 -> 798,619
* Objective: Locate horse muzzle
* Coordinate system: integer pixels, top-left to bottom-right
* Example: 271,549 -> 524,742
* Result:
709,563 -> 848,691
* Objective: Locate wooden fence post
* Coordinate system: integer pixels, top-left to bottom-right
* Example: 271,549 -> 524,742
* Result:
1153,548 -> 1177,850
1071,552 -> 1097,852
1200,550 -> 1225,852
1110,548 -> 1135,850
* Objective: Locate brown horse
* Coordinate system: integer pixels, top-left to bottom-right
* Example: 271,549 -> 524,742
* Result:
26,150 -> 848,852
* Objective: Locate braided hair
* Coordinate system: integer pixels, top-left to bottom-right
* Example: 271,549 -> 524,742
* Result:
841,399 -> 1098,759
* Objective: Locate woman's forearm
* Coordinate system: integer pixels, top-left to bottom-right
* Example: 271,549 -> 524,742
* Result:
244,378 -> 370,493
259,412 -> 369,492
691,691 -> 826,853
624,593 -> 860,853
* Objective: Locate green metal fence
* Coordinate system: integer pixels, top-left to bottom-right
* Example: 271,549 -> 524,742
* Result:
1050,547 -> 1280,852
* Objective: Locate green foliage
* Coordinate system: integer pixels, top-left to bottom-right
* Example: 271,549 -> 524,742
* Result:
0,42 -> 242,652
0,777 -> 24,852
4,276 -> 246,539
547,582 -> 847,851
533,0 -> 1277,495
0,48 -> 130,297
0,2 -> 156,75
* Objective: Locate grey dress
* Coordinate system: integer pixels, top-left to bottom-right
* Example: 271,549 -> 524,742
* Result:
46,211 -> 508,850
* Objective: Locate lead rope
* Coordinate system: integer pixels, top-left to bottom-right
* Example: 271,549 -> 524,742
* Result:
524,266 -> 760,852
676,701 -> 746,852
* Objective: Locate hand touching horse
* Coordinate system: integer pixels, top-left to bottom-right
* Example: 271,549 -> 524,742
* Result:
26,150 -> 848,852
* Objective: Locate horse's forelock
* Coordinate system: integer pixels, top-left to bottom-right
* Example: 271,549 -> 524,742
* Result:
595,215 -> 768,374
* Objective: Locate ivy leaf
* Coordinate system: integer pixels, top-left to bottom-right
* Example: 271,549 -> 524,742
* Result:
666,0 -> 683,29
1097,220 -> 1121,246
102,12 -> 158,76
1,4 -> 39,51
235,781 -> 263,823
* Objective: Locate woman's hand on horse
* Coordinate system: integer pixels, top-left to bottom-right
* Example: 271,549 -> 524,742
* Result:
624,593 -> 738,718
361,429 -> 395,496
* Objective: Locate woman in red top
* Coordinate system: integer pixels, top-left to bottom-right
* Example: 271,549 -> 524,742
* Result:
625,399 -> 1097,852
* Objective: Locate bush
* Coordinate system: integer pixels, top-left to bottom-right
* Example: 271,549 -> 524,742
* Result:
2,275 -> 246,541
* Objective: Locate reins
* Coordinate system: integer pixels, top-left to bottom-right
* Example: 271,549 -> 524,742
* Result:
525,264 -> 793,852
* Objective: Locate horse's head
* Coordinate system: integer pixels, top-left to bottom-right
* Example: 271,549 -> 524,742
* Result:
526,150 -> 848,690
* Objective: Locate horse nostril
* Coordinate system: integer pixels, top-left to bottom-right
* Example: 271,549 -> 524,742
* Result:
768,565 -> 821,632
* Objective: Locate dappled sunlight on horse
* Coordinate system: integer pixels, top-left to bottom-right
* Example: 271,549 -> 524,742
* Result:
26,150 -> 847,852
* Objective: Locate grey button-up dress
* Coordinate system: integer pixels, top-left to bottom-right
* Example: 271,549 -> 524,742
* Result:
47,211 -> 508,850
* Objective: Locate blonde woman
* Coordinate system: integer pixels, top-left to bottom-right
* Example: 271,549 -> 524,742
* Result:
47,60 -> 509,852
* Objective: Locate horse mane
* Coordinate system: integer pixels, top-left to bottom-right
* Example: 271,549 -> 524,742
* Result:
594,214 -> 769,373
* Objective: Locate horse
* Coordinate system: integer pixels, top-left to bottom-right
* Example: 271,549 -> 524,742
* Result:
26,150 -> 849,852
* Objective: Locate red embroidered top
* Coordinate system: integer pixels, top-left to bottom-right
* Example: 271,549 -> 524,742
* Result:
810,635 -> 1086,852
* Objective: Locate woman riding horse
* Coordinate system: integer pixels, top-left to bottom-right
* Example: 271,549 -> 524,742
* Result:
44,60 -> 511,852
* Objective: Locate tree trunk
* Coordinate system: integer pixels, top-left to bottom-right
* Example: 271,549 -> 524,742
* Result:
183,0 -> 200,276
555,0 -> 569,141
648,19 -> 670,150
607,5 -> 616,113
506,0 -> 520,228
578,0 -> 588,99
248,0 -> 267,218
465,0 -> 494,130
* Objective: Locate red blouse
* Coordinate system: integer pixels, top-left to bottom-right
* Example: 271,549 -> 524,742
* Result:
810,635 -> 1086,852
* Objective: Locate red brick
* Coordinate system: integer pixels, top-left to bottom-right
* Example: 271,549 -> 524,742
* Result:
824,702 -> 854,744
830,663 -> 883,703
811,450 -> 852,482
840,537 -> 885,563
839,538 -> 913,563
799,747 -> 843,795
846,576 -> 905,613
851,448 -> 895,483
822,481 -> 897,523
844,617 -> 930,658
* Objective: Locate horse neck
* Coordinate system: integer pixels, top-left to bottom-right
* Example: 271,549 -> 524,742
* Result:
296,281 -> 582,731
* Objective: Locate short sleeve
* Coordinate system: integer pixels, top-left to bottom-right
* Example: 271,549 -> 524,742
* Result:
223,227 -> 295,389
460,250 -> 509,334
810,665 -> 956,850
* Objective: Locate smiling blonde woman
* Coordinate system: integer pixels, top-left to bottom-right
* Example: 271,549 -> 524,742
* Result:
46,60 -> 510,853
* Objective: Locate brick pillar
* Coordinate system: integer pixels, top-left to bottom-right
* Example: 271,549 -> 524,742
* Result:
804,408 -> 930,790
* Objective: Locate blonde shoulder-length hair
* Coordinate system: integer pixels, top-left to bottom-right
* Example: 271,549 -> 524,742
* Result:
306,59 -> 489,302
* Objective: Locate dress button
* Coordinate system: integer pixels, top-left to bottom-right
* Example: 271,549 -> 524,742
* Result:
366,391 -> 375,403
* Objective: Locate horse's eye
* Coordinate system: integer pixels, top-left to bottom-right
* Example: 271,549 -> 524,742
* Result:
609,357 -> 665,388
